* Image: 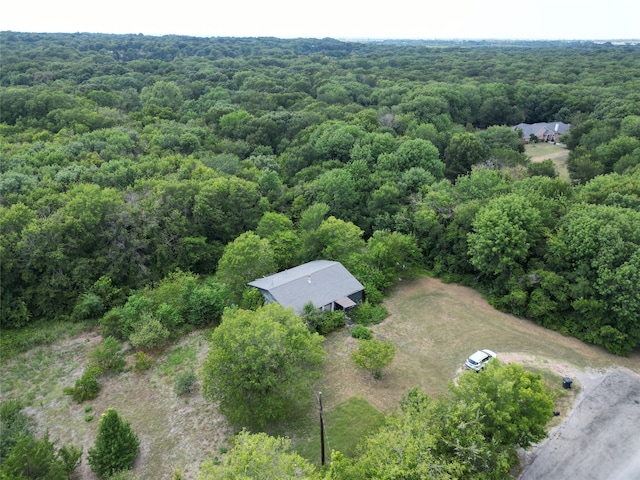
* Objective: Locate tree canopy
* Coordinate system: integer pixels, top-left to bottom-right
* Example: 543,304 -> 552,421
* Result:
201,303 -> 325,428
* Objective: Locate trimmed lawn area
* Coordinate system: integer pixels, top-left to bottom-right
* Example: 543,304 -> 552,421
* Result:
526,142 -> 570,181
294,277 -> 640,463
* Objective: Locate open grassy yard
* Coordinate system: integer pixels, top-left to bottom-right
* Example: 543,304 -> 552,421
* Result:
315,277 -> 638,414
526,142 -> 570,180
2,277 -> 638,477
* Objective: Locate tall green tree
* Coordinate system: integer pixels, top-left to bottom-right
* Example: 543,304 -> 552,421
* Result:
451,362 -> 554,448
88,408 -> 140,479
215,232 -> 276,298
444,132 -> 486,180
351,338 -> 396,379
467,194 -> 543,278
201,304 -> 325,428
198,430 -> 317,479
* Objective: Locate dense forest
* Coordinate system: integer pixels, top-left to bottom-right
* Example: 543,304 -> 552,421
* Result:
1,32 -> 639,356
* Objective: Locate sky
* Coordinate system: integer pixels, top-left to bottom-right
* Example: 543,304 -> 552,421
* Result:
2,0 -> 639,40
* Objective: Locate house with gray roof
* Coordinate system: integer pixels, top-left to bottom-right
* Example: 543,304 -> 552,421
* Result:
512,121 -> 570,143
248,260 -> 364,315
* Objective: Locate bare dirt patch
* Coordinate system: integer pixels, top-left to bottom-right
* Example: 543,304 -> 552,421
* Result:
4,331 -> 232,480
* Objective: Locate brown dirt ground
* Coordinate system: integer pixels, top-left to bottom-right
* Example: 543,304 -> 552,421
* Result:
9,331 -> 233,480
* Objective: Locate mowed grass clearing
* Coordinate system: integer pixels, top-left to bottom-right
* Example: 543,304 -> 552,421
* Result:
2,277 -> 638,475
526,142 -> 570,180
314,277 -> 639,414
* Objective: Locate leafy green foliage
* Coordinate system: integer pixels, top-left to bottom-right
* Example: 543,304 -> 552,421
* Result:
316,311 -> 346,335
133,351 -> 154,372
88,408 -> 140,479
329,362 -> 554,479
351,325 -> 373,340
174,370 -> 198,396
215,232 -> 276,299
88,336 -> 125,374
351,302 -> 388,326
129,314 -> 171,351
0,432 -> 69,480
64,366 -> 102,403
198,430 -> 317,479
201,304 -> 325,428
452,362 -> 554,448
0,400 -> 32,462
2,32 -> 639,358
351,339 -> 396,379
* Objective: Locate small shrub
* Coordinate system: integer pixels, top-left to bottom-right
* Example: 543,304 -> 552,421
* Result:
129,315 -> 170,351
84,405 -> 93,413
85,414 -> 94,422
133,351 -> 154,372
58,444 -> 82,476
174,370 -> 198,396
316,311 -> 345,335
352,302 -> 388,326
89,336 -> 125,374
219,446 -> 228,455
351,325 -> 373,340
64,367 -> 102,403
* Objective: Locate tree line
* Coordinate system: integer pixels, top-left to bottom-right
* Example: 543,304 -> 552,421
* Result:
1,32 -> 639,357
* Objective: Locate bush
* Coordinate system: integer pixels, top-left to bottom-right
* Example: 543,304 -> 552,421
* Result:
352,302 -> 388,326
129,314 -> 170,351
133,351 -> 154,372
100,308 -> 125,340
88,408 -> 140,478
240,287 -> 265,310
64,367 -> 102,403
316,311 -> 346,335
0,432 -> 69,479
58,444 -> 82,475
89,336 -> 125,374
351,339 -> 396,379
174,370 -> 198,396
351,325 -> 373,340
0,400 -> 32,462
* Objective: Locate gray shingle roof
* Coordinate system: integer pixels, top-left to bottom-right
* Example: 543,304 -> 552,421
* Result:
248,260 -> 364,315
512,122 -> 570,138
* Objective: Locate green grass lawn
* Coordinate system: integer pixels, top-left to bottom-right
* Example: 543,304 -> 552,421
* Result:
525,142 -> 570,181
289,277 -> 639,464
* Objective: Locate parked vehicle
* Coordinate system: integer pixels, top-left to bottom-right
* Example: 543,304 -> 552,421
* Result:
464,349 -> 497,371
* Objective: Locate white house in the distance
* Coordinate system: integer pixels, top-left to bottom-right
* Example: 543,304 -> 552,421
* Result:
248,260 -> 364,315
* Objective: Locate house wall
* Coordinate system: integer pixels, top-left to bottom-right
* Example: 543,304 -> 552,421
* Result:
349,291 -> 364,304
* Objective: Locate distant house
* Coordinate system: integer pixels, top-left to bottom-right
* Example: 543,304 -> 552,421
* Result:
512,122 -> 570,143
248,260 -> 364,315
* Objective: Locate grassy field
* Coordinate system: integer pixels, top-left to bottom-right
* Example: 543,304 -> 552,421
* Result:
525,142 -> 570,181
2,277 -> 638,477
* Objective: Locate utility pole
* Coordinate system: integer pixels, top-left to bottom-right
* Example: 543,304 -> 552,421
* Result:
319,391 -> 325,465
